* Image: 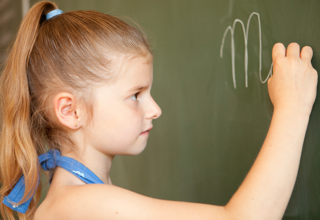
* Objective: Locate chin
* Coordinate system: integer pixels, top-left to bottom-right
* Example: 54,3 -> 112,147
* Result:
124,143 -> 147,156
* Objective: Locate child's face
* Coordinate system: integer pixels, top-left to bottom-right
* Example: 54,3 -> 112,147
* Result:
86,56 -> 161,156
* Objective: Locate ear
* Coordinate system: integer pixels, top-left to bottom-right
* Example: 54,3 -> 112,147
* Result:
54,92 -> 81,129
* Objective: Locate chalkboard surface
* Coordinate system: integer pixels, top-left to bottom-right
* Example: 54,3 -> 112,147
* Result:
0,0 -> 22,65
28,0 -> 320,219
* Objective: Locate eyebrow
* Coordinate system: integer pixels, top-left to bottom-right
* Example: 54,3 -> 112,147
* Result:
127,86 -> 147,93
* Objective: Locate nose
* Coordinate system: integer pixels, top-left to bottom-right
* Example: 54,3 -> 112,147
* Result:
146,96 -> 162,120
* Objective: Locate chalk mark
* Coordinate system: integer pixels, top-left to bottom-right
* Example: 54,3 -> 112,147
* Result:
220,12 -> 273,89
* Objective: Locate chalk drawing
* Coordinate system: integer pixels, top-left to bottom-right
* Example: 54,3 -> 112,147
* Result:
220,12 -> 273,89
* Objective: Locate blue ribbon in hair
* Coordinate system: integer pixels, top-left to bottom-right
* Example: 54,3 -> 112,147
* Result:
2,149 -> 103,214
46,9 -> 63,20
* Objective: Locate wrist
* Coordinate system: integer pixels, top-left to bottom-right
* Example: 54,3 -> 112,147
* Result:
272,107 -> 311,122
273,102 -> 313,118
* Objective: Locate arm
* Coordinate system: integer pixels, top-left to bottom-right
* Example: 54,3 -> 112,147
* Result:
226,100 -> 310,220
226,42 -> 317,220
53,43 -> 317,220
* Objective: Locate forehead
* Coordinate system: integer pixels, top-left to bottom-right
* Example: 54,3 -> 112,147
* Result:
115,56 -> 153,88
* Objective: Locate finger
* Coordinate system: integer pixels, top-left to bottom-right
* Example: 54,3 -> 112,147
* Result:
300,46 -> 313,61
286,42 -> 300,58
272,43 -> 286,61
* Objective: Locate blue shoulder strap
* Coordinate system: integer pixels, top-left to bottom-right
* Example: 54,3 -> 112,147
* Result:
2,149 -> 104,214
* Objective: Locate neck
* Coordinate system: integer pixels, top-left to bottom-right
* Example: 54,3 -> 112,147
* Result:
61,143 -> 114,185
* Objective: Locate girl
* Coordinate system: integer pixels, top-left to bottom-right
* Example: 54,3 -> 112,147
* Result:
0,1 -> 317,220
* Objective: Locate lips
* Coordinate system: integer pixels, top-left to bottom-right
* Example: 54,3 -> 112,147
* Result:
141,127 -> 152,134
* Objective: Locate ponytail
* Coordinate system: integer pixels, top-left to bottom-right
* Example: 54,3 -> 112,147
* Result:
0,2 -> 58,219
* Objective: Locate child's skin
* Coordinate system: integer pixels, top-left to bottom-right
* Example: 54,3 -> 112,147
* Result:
35,42 -> 317,220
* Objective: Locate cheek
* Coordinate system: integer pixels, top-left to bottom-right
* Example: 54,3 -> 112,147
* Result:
105,104 -> 143,133
90,103 -> 144,152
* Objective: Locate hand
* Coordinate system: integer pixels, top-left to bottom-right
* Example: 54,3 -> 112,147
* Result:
268,43 -> 318,115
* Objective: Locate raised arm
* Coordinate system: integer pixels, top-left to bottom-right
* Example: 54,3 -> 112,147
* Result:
225,42 -> 318,219
48,43 -> 318,220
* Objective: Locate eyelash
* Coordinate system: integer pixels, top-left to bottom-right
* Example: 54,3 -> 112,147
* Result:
130,92 -> 139,101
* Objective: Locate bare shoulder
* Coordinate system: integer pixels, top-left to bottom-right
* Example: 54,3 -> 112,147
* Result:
34,199 -> 51,220
34,184 -> 68,220
35,184 -> 229,220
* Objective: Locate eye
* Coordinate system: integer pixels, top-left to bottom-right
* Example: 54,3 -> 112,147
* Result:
130,93 -> 138,101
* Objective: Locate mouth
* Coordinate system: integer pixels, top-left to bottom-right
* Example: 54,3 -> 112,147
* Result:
140,127 -> 153,135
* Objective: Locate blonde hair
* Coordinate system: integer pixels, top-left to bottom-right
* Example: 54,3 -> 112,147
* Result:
0,1 -> 152,219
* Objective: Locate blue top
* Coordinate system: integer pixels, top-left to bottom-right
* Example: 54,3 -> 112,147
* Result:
2,149 -> 104,214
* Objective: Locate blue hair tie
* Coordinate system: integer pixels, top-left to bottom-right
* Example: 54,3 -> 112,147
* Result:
46,9 -> 63,20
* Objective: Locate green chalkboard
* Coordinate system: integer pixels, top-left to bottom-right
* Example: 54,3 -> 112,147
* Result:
0,0 -> 22,65
29,0 -> 320,219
